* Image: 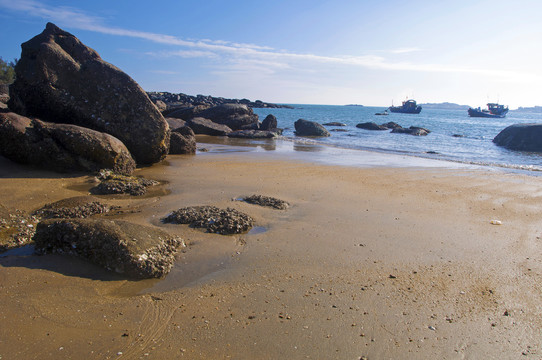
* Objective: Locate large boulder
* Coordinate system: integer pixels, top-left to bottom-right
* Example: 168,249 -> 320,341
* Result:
198,104 -> 259,130
169,126 -> 196,154
187,117 -> 232,136
7,22 -> 169,165
493,124 -> 542,152
33,219 -> 184,279
294,119 -> 331,137
0,112 -> 136,174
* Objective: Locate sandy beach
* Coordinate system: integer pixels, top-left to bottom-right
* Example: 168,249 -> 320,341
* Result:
1,137 -> 542,359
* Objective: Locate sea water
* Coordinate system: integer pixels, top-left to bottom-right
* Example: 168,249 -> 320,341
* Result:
252,105 -> 542,172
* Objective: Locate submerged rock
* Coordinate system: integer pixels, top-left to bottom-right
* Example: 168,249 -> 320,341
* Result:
33,196 -> 118,219
227,130 -> 278,139
242,195 -> 289,210
162,205 -> 253,235
391,126 -> 431,136
8,22 -> 169,165
33,218 -> 184,278
356,122 -> 388,130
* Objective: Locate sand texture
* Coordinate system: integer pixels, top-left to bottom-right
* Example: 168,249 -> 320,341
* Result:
1,147 -> 542,359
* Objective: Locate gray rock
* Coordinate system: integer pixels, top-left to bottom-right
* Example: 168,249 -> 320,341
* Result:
323,122 -> 346,126
187,117 -> 232,136
391,126 -> 430,136
8,23 -> 169,165
356,122 -> 388,130
165,117 -> 187,131
227,130 -> 277,139
294,119 -> 331,137
493,123 -> 542,152
33,218 -> 184,278
164,105 -> 210,120
0,112 -> 136,175
198,104 -> 259,130
261,114 -> 278,130
169,126 -> 196,154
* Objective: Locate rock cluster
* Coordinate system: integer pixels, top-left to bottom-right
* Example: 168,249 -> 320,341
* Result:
148,92 -> 292,109
356,121 -> 430,136
7,23 -> 169,166
33,219 -> 184,279
162,205 -> 254,235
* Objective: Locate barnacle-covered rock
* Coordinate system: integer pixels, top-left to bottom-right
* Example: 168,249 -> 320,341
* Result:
33,218 -> 184,278
162,205 -> 253,235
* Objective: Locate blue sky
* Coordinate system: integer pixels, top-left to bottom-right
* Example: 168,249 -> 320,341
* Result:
0,0 -> 541,108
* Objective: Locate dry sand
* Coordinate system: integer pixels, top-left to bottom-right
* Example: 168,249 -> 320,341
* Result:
1,140 -> 542,359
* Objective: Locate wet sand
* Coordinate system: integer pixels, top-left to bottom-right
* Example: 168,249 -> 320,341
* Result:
1,140 -> 542,359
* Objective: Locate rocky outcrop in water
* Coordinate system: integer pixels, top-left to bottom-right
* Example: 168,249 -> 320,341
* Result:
356,122 -> 388,130
493,124 -> 542,152
0,112 -> 136,175
148,92 -> 292,109
33,218 -> 184,278
7,22 -> 169,165
294,119 -> 331,137
391,126 -> 431,136
227,130 -> 278,139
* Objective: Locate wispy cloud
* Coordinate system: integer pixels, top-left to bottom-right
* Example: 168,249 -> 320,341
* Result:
0,0 -> 529,81
389,47 -> 422,54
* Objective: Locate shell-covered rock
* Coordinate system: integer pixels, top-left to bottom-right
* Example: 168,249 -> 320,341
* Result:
162,205 -> 253,235
33,218 -> 184,279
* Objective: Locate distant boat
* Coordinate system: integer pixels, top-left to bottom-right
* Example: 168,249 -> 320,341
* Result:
388,99 -> 422,114
375,110 -> 388,115
468,103 -> 508,118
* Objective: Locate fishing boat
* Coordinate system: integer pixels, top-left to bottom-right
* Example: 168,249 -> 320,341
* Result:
468,103 -> 508,118
375,110 -> 388,115
388,99 -> 422,114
